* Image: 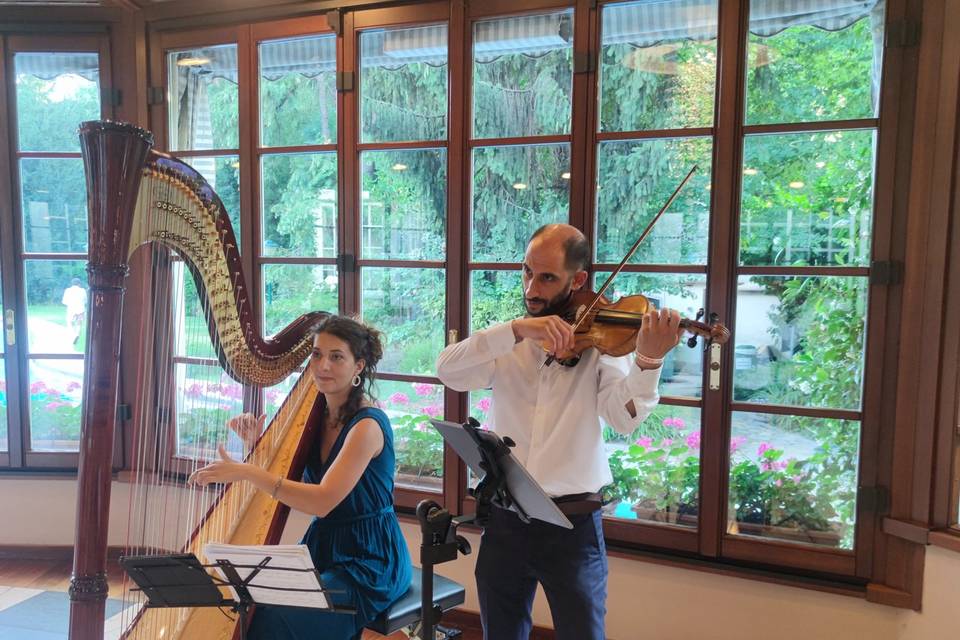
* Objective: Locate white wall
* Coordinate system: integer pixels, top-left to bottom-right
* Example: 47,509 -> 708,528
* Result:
6,477 -> 956,639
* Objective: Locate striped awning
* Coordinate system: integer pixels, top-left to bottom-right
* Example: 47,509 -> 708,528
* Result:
13,51 -> 99,81
13,0 -> 882,83
602,0 -> 882,46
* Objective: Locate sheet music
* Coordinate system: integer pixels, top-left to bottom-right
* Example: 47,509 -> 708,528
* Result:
202,543 -> 329,609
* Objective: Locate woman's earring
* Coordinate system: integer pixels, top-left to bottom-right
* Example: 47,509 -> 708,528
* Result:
352,374 -> 362,387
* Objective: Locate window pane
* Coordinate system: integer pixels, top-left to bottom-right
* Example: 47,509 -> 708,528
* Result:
360,149 -> 447,260
14,52 -> 100,153
172,261 -> 216,360
472,144 -> 570,262
262,264 -> 339,337
25,260 -> 87,354
595,137 -> 711,265
470,270 -> 523,333
733,275 -> 867,411
360,25 -> 448,143
473,11 -> 573,138
377,379 -> 444,491
0,359 -> 7,452
175,362 -> 245,460
28,358 -> 83,452
599,1 -> 717,132
728,412 -> 859,550
605,404 -> 701,527
168,45 -> 239,151
20,158 -> 88,254
593,272 -> 706,399
361,268 -> 444,376
261,152 -> 337,257
745,2 -> 883,125
740,130 -> 875,267
259,35 -> 337,147
188,155 -> 241,244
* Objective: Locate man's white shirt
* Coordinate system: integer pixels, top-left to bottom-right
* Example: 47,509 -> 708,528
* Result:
436,321 -> 662,497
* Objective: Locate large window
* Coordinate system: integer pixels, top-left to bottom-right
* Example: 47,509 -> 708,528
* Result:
0,38 -> 108,468
358,20 -> 450,493
138,0 -> 912,587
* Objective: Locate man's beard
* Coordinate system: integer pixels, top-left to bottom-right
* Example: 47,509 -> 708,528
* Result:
524,285 -> 574,318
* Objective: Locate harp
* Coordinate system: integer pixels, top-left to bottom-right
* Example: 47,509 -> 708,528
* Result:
67,121 -> 329,640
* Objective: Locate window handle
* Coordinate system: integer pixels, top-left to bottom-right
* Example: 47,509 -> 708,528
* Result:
4,309 -> 14,346
709,342 -> 721,391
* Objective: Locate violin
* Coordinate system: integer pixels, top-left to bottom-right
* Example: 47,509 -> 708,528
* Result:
541,164 -> 730,367
548,288 -> 731,367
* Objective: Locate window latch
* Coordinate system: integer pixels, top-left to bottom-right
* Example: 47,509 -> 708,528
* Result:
4,309 -> 14,346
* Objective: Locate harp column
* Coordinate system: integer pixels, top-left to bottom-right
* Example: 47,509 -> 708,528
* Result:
68,122 -> 153,640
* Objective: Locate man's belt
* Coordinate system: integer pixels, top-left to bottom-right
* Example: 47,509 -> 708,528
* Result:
551,492 -> 603,516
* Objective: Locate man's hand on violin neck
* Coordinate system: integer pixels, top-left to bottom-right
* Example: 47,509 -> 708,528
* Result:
511,315 -> 574,354
636,308 -> 685,359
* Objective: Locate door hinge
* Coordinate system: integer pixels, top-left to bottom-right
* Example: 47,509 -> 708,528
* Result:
870,260 -> 903,286
147,86 -> 165,106
859,485 -> 889,515
336,253 -> 356,272
885,20 -> 921,48
573,50 -> 595,74
102,87 -> 122,107
326,9 -> 343,36
337,71 -> 355,92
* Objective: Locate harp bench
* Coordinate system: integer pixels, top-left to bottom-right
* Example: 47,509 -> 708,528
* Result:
365,567 -> 465,638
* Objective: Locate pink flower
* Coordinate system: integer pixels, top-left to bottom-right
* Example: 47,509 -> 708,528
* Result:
45,401 -> 68,410
66,382 -> 81,392
0,381 -> 6,392
661,438 -> 674,447
757,442 -> 773,457
421,404 -> 442,418
30,381 -> 47,394
792,475 -> 804,484
635,436 -> 653,448
388,392 -> 409,406
685,431 -> 701,449
413,383 -> 434,397
662,417 -> 686,430
775,479 -> 783,487
415,422 -> 430,432
266,390 -> 281,403
224,384 -> 244,400
220,403 -> 233,412
185,382 -> 204,398
476,397 -> 492,412
729,436 -> 747,453
480,423 -> 491,431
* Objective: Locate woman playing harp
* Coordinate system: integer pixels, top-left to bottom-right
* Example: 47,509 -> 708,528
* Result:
191,315 -> 412,640
69,121 -> 388,640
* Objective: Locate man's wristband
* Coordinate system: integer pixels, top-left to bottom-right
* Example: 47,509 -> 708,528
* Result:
270,475 -> 283,499
634,352 -> 664,370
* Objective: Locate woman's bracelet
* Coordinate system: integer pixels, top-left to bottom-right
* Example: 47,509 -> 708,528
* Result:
270,475 -> 283,499
634,352 -> 664,370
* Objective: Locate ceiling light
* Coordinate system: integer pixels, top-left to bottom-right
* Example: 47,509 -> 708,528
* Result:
176,56 -> 211,67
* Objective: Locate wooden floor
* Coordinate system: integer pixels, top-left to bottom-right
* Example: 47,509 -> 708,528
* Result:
0,554 -> 486,639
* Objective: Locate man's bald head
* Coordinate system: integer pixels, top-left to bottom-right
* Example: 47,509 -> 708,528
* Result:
528,224 -> 590,274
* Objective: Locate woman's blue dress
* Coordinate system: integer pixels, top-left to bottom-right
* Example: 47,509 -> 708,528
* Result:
248,407 -> 412,640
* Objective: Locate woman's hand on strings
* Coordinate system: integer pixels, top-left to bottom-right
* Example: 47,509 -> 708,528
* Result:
227,412 -> 266,450
635,307 -> 685,359
189,444 -> 249,487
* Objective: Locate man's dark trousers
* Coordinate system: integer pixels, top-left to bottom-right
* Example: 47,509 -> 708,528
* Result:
475,506 -> 607,640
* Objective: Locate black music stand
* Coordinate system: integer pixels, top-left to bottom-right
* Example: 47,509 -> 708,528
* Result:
120,553 -> 354,640
413,418 -> 572,640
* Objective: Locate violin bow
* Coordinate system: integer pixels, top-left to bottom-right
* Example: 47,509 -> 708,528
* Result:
542,164 -> 699,368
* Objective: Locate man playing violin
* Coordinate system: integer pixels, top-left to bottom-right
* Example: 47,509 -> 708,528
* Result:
436,223 -> 686,640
